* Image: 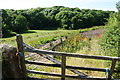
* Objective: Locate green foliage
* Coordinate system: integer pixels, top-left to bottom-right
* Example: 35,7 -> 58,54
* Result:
2,6 -> 114,37
79,26 -> 104,33
53,32 -> 92,60
101,13 -> 119,56
2,9 -> 15,37
13,15 -> 28,33
100,9 -> 120,78
54,33 -> 90,53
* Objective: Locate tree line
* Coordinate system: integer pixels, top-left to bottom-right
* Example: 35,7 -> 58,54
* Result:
1,6 -> 114,37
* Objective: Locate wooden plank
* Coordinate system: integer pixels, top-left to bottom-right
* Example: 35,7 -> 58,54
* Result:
16,34 -> 27,78
25,53 -> 36,58
25,60 -> 119,73
24,43 -> 87,76
27,70 -> 108,80
66,65 -> 108,72
61,54 -> 66,80
24,48 -> 120,61
60,38 -> 62,42
27,69 -> 61,77
108,60 -> 117,80
33,53 -> 88,76
25,60 -> 60,67
65,36 -> 67,39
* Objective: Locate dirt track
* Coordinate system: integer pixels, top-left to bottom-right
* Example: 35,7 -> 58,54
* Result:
81,28 -> 106,37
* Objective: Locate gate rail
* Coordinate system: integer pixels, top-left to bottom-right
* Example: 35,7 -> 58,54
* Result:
16,34 -> 120,80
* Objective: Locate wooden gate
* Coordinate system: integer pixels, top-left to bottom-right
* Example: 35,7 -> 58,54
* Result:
9,34 -> 120,80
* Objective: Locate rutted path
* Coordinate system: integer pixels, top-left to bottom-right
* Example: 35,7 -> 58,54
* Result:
81,28 -> 106,37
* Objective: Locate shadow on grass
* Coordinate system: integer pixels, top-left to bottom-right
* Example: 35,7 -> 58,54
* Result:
2,33 -> 16,38
2,30 -> 36,38
18,30 -> 37,34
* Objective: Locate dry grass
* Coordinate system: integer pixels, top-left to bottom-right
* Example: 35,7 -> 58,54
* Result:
2,28 -> 109,79
74,37 -> 108,77
26,37 -> 108,79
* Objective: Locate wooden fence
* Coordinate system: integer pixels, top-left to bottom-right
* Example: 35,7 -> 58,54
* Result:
2,34 -> 120,80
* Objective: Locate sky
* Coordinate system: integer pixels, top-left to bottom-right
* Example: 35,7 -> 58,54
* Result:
0,0 -> 119,11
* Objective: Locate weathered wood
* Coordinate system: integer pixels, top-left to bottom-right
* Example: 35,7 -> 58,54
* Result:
60,38 -> 62,43
25,60 -> 119,73
22,38 -> 87,77
23,40 -> 120,79
38,36 -> 67,50
40,43 -> 51,49
24,48 -> 120,61
108,60 -> 117,80
25,53 -> 36,58
33,53 -> 88,76
61,54 -> 66,80
25,60 -> 60,66
1,44 -> 22,79
27,70 -> 108,80
24,43 -> 88,77
65,36 -> 67,39
16,34 -> 27,78
27,69 -> 61,77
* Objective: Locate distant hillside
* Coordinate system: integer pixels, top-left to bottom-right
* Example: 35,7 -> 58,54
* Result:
1,6 -> 115,37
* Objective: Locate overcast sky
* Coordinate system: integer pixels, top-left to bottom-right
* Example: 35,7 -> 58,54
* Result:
0,0 -> 119,11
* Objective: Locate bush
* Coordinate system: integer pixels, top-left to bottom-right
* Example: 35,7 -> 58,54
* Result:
13,15 -> 28,33
100,12 -> 120,78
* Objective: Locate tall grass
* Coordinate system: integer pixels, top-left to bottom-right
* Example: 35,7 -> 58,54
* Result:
53,32 -> 108,77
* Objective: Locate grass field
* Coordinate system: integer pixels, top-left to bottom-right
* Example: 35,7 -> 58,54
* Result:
49,34 -> 108,78
1,30 -> 79,47
1,26 -> 105,47
1,26 -> 108,79
25,28 -> 108,79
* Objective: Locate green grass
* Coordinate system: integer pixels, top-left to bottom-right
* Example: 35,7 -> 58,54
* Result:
52,30 -> 108,78
1,30 -> 79,48
1,26 -> 108,79
79,26 -> 106,33
1,26 -> 103,47
26,29 -> 108,79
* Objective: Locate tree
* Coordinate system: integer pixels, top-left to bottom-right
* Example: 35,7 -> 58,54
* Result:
2,6 -> 114,35
82,13 -> 95,28
13,15 -> 28,33
2,9 -> 13,37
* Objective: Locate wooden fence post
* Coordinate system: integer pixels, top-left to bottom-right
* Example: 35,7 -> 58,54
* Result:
1,44 -> 23,79
60,38 -> 63,43
108,60 -> 116,80
50,41 -> 53,48
65,36 -> 67,40
61,54 -> 66,80
16,34 -> 27,78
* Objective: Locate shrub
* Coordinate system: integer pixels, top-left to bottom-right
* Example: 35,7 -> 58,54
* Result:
100,12 -> 120,78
